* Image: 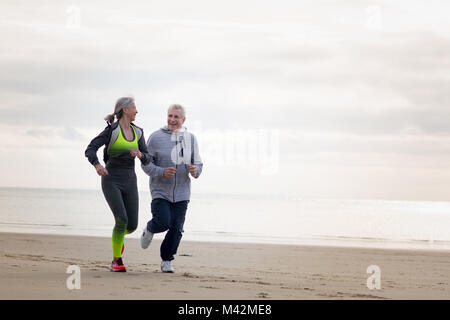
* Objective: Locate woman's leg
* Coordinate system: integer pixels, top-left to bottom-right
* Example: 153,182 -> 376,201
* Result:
102,176 -> 128,258
122,175 -> 139,235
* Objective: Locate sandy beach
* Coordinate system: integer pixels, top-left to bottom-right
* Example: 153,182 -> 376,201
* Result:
0,232 -> 449,300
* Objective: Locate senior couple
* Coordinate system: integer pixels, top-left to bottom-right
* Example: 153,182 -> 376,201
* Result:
85,97 -> 203,273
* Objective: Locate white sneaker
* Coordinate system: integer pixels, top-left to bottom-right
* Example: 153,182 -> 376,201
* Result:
161,260 -> 175,273
140,227 -> 154,249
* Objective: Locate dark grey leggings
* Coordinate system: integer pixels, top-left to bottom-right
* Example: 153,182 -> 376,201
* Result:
101,167 -> 139,234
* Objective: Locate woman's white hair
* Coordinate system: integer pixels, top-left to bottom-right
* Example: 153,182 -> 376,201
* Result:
168,104 -> 186,119
104,96 -> 134,125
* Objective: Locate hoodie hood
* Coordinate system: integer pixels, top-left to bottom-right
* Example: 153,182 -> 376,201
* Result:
161,125 -> 187,134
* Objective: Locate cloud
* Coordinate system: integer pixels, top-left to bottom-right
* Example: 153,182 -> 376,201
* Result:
2,1 -> 448,136
59,126 -> 86,141
26,128 -> 54,138
1,0 -> 450,200
2,30 -> 450,137
23,125 -> 87,143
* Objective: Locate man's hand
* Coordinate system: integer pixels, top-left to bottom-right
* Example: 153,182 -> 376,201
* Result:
94,164 -> 109,176
129,149 -> 142,159
188,164 -> 197,178
163,167 -> 177,178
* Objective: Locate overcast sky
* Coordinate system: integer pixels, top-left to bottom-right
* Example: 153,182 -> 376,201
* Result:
1,0 -> 450,201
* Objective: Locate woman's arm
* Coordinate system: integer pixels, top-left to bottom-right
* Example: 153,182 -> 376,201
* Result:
85,126 -> 111,166
137,130 -> 151,166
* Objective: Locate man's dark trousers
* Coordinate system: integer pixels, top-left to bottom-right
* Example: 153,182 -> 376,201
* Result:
146,198 -> 189,261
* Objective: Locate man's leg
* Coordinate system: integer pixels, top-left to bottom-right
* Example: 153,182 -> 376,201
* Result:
160,200 -> 188,261
146,198 -> 171,233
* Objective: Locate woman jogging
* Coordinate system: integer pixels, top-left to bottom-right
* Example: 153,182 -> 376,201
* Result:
85,97 -> 150,272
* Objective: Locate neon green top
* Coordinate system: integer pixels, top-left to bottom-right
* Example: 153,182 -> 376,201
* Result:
109,124 -> 138,157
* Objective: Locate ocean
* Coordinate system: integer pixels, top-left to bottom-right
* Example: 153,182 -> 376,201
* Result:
1,187 -> 450,251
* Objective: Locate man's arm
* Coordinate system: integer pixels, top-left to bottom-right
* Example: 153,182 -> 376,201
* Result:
191,134 -> 203,179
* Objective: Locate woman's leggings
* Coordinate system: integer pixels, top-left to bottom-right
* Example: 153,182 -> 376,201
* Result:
101,167 -> 139,258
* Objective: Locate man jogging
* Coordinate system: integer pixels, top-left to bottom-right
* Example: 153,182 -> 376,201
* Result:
141,104 -> 203,273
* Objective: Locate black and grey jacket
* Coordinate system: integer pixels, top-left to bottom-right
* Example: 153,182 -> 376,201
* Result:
85,122 -> 150,169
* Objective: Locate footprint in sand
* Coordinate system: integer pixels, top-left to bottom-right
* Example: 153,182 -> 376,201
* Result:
182,272 -> 200,278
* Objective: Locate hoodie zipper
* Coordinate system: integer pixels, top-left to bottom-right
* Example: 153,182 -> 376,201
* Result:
172,135 -> 178,202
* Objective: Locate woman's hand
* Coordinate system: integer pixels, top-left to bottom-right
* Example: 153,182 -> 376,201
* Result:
129,149 -> 142,159
94,164 -> 109,176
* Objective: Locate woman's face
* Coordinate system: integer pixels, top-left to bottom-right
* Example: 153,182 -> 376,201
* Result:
123,102 -> 138,122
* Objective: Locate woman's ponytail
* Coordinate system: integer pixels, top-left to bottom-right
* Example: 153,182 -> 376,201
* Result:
104,113 -> 115,125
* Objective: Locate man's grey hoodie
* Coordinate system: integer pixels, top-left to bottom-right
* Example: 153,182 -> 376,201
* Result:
141,126 -> 203,202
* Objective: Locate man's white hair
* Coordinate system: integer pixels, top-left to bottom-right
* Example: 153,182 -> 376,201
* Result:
168,104 -> 186,119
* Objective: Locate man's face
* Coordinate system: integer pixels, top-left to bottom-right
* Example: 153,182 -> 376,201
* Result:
167,108 -> 185,131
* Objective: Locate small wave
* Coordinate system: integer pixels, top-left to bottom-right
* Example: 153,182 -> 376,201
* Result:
0,222 -> 70,227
